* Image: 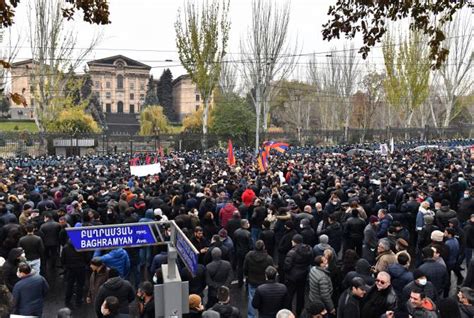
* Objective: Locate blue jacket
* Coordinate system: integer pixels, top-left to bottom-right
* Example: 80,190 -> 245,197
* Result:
94,248 -> 130,278
418,259 -> 448,295
445,237 -> 460,267
13,273 -> 49,316
377,215 -> 393,238
149,252 -> 168,275
387,263 -> 414,297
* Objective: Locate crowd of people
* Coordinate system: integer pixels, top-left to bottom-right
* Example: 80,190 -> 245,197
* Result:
0,139 -> 473,318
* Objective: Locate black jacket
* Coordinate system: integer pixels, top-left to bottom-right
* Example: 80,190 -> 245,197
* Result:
337,289 -> 363,318
211,303 -> 241,318
205,255 -> 233,297
243,250 -> 273,286
320,222 -> 343,252
418,259 -> 448,295
60,243 -> 89,269
259,229 -> 275,256
284,243 -> 313,282
252,280 -> 289,318
39,220 -> 62,247
3,247 -> 23,291
95,277 -> 135,317
344,217 -> 366,241
277,229 -> 297,257
18,234 -> 44,261
233,227 -> 252,256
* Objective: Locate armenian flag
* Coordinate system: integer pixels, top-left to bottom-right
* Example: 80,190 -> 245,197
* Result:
257,150 -> 268,172
227,139 -> 236,166
263,141 -> 289,153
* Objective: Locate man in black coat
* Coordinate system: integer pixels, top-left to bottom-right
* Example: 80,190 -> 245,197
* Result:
39,212 -> 62,273
243,240 -> 274,318
94,268 -> 135,318
284,234 -> 313,316
205,247 -> 233,309
252,266 -> 289,318
18,223 -> 44,274
61,240 -> 89,307
337,277 -> 369,318
277,220 -> 297,282
233,219 -> 253,287
418,246 -> 448,298
343,209 -> 366,256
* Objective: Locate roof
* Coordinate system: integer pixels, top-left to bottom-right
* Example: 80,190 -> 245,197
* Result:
172,74 -> 191,86
11,59 -> 38,67
87,55 -> 151,70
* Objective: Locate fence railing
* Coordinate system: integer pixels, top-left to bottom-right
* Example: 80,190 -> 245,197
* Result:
0,125 -> 472,157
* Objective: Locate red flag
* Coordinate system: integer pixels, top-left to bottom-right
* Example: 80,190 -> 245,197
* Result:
159,146 -> 165,158
227,139 -> 236,166
145,154 -> 151,165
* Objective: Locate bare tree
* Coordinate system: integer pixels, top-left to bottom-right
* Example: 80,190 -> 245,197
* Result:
240,0 -> 298,152
28,0 -> 101,132
219,57 -> 238,96
0,28 -> 21,95
175,0 -> 230,149
438,11 -> 473,127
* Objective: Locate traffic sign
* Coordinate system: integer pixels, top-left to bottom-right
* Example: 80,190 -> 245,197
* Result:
175,226 -> 199,276
66,223 -> 158,251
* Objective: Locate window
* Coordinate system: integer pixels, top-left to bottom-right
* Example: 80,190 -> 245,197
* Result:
195,94 -> 200,102
130,93 -> 134,100
140,94 -> 145,100
95,81 -> 100,88
117,75 -> 124,89
140,82 -> 145,91
129,104 -> 135,114
117,101 -> 124,113
105,104 -> 111,113
106,92 -> 111,99
106,81 -> 111,89
130,82 -> 135,90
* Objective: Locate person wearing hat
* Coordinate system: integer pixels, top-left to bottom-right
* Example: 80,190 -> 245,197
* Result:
185,294 -> 204,318
337,277 -> 370,318
457,287 -> 474,318
284,234 -> 313,316
427,230 -> 449,267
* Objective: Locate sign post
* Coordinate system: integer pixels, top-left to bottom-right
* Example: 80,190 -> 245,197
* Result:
66,221 -> 197,318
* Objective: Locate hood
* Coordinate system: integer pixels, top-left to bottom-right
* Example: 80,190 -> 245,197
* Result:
294,243 -> 313,260
242,189 -> 256,207
144,209 -> 155,220
7,247 -> 23,263
104,276 -> 124,290
439,206 -> 452,213
355,259 -> 371,275
448,217 -> 459,227
251,250 -> 270,263
221,203 -> 237,214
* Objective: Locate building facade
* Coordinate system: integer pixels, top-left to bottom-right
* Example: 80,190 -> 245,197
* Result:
9,59 -> 36,119
172,74 -> 201,121
87,55 -> 151,114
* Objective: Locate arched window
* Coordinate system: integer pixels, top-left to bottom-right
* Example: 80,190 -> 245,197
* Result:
117,101 -> 124,113
117,75 -> 124,89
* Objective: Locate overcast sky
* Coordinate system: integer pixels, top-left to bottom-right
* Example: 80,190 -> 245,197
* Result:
8,0 -> 380,79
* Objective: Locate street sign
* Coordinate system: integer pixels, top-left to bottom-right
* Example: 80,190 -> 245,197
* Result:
175,226 -> 199,276
66,223 -> 158,251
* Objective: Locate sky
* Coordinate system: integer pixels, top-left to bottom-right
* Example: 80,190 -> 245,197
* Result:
7,0 -> 375,79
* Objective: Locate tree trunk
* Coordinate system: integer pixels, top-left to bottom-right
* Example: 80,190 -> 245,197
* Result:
255,85 -> 261,154
202,98 -> 209,150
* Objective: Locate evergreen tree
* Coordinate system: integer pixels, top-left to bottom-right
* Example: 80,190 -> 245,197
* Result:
143,75 -> 159,108
64,66 -> 81,106
156,69 -> 174,121
81,72 -> 93,100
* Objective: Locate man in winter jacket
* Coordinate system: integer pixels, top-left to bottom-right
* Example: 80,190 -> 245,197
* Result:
387,252 -> 413,298
406,287 -> 439,318
457,287 -> 474,318
12,262 -> 49,317
87,257 -> 110,306
401,269 -> 438,315
375,239 -> 397,273
343,209 -> 366,256
219,200 -> 238,228
377,209 -> 393,239
205,247 -> 232,308
18,223 -> 44,274
252,266 -> 289,318
61,240 -> 89,307
308,255 -> 335,315
337,277 -> 370,318
243,240 -> 273,318
464,213 -> 474,265
277,220 -> 297,282
360,271 -> 398,318
93,248 -> 130,278
284,234 -> 313,316
39,212 -> 62,273
95,268 -> 135,318
418,247 -> 448,298
233,219 -> 253,287
2,247 -> 24,291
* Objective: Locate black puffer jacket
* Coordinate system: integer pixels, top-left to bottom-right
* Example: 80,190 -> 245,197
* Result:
252,280 -> 289,318
344,216 -> 366,240
2,247 -> 23,291
94,277 -> 135,317
243,250 -> 273,286
284,243 -> 313,282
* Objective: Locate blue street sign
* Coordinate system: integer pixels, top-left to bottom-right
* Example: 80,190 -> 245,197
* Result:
175,227 -> 199,276
66,223 -> 158,251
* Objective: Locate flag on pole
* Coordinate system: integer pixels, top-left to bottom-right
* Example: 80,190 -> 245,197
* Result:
257,150 -> 268,172
390,138 -> 394,154
227,139 -> 236,166
263,141 -> 289,154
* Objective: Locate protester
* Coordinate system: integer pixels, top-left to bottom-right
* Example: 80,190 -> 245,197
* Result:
12,262 -> 49,317
252,265 -> 289,318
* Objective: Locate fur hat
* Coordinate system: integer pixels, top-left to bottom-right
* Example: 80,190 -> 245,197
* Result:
430,230 -> 444,242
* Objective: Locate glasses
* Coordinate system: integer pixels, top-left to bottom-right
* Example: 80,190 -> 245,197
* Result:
376,279 -> 387,284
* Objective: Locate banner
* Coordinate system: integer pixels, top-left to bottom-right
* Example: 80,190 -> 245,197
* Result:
130,163 -> 162,177
380,143 -> 388,156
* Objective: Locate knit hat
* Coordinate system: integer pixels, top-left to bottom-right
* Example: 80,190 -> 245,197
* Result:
369,215 -> 379,224
319,234 -> 329,244
413,269 -> 426,280
218,228 -> 228,238
424,215 -> 434,225
460,287 -> 474,304
292,234 -> 303,244
396,238 -> 409,249
154,208 -> 163,216
189,294 -> 202,309
430,230 -> 444,242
